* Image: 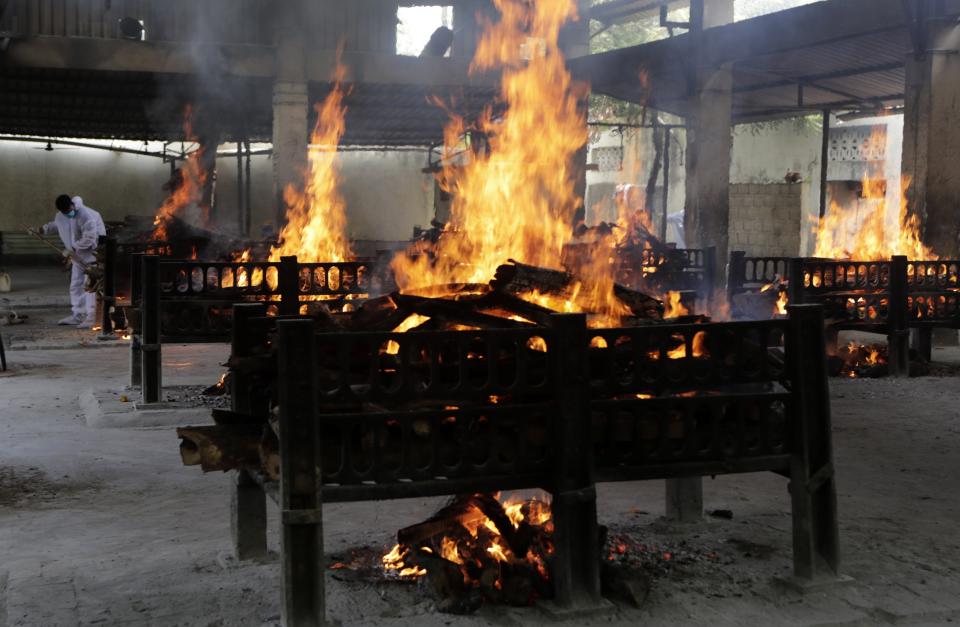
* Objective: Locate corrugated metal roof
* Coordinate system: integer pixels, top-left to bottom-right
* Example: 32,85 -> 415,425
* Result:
571,0 -> 958,121
0,66 -> 496,146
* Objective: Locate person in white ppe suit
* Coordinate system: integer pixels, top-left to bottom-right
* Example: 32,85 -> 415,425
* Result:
37,195 -> 106,328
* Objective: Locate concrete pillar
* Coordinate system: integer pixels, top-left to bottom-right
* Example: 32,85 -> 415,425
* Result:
231,470 -> 268,561
272,82 -> 309,227
683,0 -> 734,282
562,0 -> 591,226
665,476 -> 704,523
671,0 -> 733,523
902,19 -> 960,257
272,0 -> 310,228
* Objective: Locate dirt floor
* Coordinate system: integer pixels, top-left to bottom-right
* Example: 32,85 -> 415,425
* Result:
1,267 -> 960,626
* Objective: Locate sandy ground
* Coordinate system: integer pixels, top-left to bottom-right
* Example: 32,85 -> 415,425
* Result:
1,267 -> 960,626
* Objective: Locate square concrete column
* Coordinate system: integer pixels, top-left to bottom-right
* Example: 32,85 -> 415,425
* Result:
683,0 -> 734,283
902,19 -> 960,257
272,81 -> 309,226
272,0 -> 309,228
672,0 -> 733,523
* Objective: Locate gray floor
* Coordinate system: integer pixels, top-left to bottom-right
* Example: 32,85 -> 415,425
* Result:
1,266 -> 960,626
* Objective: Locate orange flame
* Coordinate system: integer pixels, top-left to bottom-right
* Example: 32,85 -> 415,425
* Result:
775,291 -> 789,316
663,291 -> 689,318
152,106 -> 207,241
391,0 -> 588,291
813,131 -> 934,260
270,61 -> 354,263
383,492 -> 553,588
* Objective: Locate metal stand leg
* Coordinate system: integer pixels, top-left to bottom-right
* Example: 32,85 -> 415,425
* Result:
545,314 -> 607,616
888,330 -> 910,377
277,320 -> 325,626
665,477 -> 703,522
232,470 -> 268,561
911,327 -> 933,362
130,335 -> 142,388
787,305 -> 840,582
141,255 -> 162,403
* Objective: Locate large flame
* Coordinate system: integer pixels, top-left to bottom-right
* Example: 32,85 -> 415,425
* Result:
152,107 -> 207,241
391,0 -> 588,289
270,63 -> 354,263
813,131 -> 934,261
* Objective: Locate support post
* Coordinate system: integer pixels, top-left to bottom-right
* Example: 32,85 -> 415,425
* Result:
888,255 -> 910,376
786,304 -> 840,581
140,255 -> 162,403
787,258 -> 806,305
99,236 -> 116,337
232,469 -> 268,561
547,313 -> 603,611
661,127 -> 671,242
683,0 -> 734,288
901,16 -> 960,257
277,319 -> 325,626
911,327 -> 933,362
129,253 -> 144,388
727,250 -> 746,300
666,477 -> 703,522
278,256 -> 300,316
231,303 -> 269,416
819,110 -> 830,219
702,246 -> 717,306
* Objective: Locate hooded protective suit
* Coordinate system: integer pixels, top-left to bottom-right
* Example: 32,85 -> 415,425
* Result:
41,197 -> 106,321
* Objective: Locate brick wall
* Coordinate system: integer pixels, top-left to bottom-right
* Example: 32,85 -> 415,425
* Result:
728,183 -> 802,256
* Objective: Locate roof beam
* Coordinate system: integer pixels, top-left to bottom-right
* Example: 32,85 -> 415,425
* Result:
572,0 -> 917,87
732,61 -> 905,94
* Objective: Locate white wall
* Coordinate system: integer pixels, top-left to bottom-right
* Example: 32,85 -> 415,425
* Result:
0,140 -> 169,230
0,140 -> 435,242
730,119 -> 823,255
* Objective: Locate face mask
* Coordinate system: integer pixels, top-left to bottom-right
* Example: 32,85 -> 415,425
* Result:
66,209 -> 77,218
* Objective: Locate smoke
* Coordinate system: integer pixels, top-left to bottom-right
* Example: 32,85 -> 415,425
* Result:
143,4 -> 268,235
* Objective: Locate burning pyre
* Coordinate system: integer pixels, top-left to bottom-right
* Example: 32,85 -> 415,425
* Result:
153,107 -> 209,242
381,492 -> 553,611
270,58 -> 354,264
830,341 -> 888,378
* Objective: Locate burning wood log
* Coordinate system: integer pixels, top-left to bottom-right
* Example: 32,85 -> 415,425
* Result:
491,260 -> 664,320
176,425 -> 263,473
387,493 -> 554,612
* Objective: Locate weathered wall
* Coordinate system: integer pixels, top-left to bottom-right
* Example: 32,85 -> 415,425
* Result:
0,141 -> 435,244
0,140 -> 169,230
728,183 -> 802,256
730,119 -> 822,255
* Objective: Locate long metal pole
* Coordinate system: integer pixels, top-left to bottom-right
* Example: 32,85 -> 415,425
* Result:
819,110 -> 831,218
237,141 -> 244,233
661,127 -> 671,241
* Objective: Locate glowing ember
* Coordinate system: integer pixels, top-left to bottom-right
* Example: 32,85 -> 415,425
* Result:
391,1 -> 594,303
665,331 -> 707,360
270,59 -> 354,263
381,492 -> 554,600
835,341 -> 888,378
382,314 -> 432,355
152,106 -> 207,241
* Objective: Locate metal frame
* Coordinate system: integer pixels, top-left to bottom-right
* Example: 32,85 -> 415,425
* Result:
130,254 -> 372,403
729,252 -> 960,376
225,304 -> 839,624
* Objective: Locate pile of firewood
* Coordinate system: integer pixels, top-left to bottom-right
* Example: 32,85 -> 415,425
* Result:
176,258 -> 710,480
386,493 -> 554,613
